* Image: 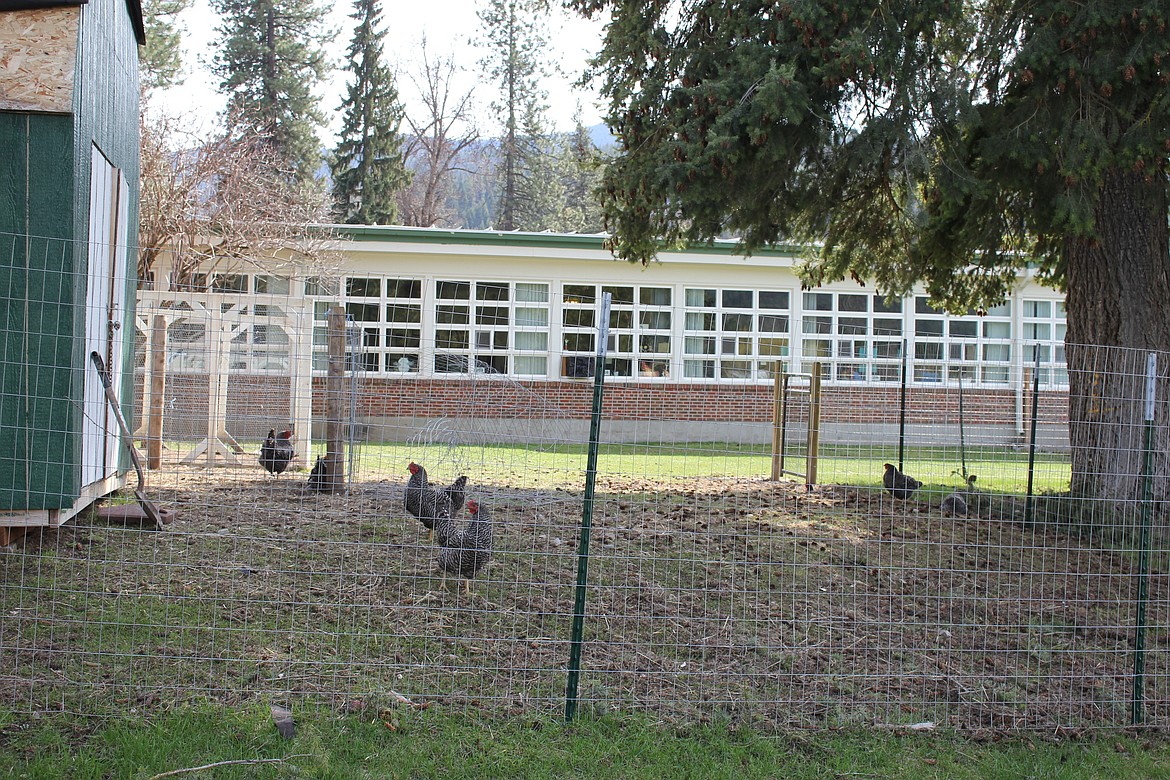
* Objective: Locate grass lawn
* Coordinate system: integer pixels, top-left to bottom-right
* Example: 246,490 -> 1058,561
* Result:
1,707 -> 1168,780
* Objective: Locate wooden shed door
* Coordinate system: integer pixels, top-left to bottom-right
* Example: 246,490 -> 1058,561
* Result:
81,145 -> 129,489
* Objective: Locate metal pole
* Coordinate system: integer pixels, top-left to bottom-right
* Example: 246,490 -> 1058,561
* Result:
898,338 -> 908,471
771,363 -> 782,480
957,373 -> 967,479
1133,352 -> 1157,725
1023,350 -> 1041,525
565,292 -> 611,722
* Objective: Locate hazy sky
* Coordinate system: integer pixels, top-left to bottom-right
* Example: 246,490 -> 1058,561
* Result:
151,0 -> 607,141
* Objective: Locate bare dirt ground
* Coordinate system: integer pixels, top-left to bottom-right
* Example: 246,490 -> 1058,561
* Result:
2,458 -> 1168,733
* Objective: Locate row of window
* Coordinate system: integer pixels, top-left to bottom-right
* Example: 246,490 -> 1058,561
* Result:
163,273 -> 1069,386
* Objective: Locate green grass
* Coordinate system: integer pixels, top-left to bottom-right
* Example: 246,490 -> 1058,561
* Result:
1,707 -> 1168,779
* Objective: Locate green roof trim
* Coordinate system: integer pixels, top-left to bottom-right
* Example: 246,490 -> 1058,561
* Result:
323,224 -> 804,258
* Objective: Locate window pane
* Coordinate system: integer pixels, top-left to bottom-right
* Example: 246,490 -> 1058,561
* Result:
802,316 -> 831,334
873,317 -> 902,336
838,317 -> 867,335
347,302 -> 379,322
640,287 -> 671,305
436,305 -> 469,324
563,333 -> 595,352
639,335 -> 671,354
346,277 -> 380,297
804,292 -> 832,311
915,342 -> 943,360
839,294 -> 867,312
758,337 -> 788,356
386,278 -> 421,298
386,328 -> 420,348
685,336 -> 715,355
477,282 -> 509,301
684,360 -> 715,378
984,321 -> 1011,338
686,288 -> 716,307
685,312 -> 716,330
563,309 -> 595,327
515,355 -> 546,375
720,360 -> 752,379
515,331 -> 547,351
436,330 -> 469,349
476,306 -> 508,325
723,289 -> 752,308
873,341 -> 902,359
640,311 -> 671,329
255,275 -> 290,295
950,320 -> 977,338
386,304 -> 421,323
873,296 -> 902,313
515,307 -> 548,327
759,291 -> 788,309
759,314 -> 788,332
983,344 -> 1011,362
437,280 -> 470,299
603,285 -> 634,304
723,312 -> 752,331
515,283 -> 549,303
915,320 -> 944,337
609,309 -> 633,329
563,284 -> 595,303
916,297 -> 942,314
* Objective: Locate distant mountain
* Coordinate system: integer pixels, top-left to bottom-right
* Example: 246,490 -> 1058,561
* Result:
587,122 -> 616,150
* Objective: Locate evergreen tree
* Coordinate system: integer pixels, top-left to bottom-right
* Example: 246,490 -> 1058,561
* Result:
577,0 -> 1170,503
141,0 -> 192,91
558,113 -> 605,233
477,0 -> 555,231
210,0 -> 333,182
330,0 -> 410,225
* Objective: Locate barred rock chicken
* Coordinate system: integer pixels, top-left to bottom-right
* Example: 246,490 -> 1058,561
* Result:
445,475 -> 469,515
405,462 -> 457,543
438,499 -> 493,595
260,429 -> 295,476
882,462 -> 922,500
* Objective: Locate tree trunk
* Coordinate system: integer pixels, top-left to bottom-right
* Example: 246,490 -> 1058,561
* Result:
1065,169 -> 1170,504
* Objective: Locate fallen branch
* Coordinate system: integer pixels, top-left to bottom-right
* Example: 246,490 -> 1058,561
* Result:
146,756 -> 306,779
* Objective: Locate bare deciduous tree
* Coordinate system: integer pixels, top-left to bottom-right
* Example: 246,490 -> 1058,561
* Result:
397,42 -> 479,228
139,106 -> 340,290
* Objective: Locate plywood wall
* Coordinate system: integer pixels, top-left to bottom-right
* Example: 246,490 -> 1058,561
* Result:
0,7 -> 78,113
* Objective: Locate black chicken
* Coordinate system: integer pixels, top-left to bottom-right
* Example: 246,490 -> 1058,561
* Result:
882,462 -> 922,500
260,429 -> 295,476
307,455 -> 329,493
438,499 -> 493,595
405,462 -> 455,543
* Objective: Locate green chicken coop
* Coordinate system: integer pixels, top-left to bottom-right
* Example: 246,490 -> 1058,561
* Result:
0,0 -> 144,542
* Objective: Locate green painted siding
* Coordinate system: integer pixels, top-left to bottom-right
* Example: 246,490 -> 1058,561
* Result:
0,112 -> 79,509
74,0 -> 142,469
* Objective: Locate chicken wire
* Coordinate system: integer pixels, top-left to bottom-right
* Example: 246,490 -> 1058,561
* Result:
1,266 -> 1168,732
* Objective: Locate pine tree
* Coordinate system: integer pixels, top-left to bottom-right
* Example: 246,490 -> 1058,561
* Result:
141,0 -> 192,91
210,0 -> 333,182
576,0 -> 1170,503
558,113 -> 605,233
477,0 -> 555,231
330,0 -> 410,225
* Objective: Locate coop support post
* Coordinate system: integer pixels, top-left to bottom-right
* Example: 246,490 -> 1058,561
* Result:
566,292 -> 611,722
323,307 -> 347,493
146,314 -> 167,469
1023,351 -> 1042,526
898,338 -> 908,471
806,362 -> 822,489
771,362 -> 783,480
1132,352 -> 1157,725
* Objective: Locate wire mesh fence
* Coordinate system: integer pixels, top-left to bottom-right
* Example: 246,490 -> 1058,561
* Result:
2,253 -> 1169,731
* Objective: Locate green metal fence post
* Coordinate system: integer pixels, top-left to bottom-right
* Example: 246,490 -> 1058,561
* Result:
1023,350 -> 1041,526
565,292 -> 611,722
